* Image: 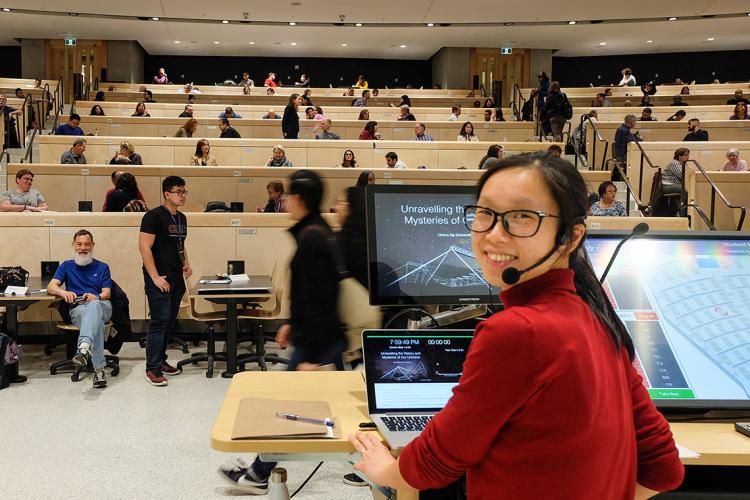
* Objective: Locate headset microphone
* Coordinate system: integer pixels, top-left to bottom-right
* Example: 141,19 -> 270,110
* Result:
501,245 -> 561,286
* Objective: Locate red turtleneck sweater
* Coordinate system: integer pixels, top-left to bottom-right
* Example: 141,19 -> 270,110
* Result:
398,269 -> 684,499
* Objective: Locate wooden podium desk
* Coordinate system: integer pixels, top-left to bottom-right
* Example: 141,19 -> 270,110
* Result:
211,372 -> 750,499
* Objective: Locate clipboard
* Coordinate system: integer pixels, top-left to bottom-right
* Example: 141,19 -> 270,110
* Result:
231,397 -> 341,440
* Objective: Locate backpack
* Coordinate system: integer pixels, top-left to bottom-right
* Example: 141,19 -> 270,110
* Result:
562,94 -> 573,120
123,199 -> 148,212
0,332 -> 21,390
0,266 -> 29,290
205,201 -> 231,212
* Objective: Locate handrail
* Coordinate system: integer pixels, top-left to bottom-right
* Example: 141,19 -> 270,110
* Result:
94,77 -> 99,91
684,159 -> 746,231
20,127 -> 38,163
511,83 -> 526,121
604,158 -> 648,216
686,202 -> 716,231
581,115 -> 609,171
0,149 -> 9,165
16,93 -> 34,149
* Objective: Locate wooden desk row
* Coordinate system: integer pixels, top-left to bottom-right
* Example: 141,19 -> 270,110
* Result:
521,82 -> 750,98
0,213 -> 687,323
36,136 -> 557,169
573,105 -> 744,128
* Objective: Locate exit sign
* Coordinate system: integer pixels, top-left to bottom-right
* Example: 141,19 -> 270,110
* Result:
64,38 -> 77,46
500,47 -> 512,55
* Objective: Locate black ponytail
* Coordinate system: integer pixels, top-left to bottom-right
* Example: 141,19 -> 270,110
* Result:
477,152 -> 635,360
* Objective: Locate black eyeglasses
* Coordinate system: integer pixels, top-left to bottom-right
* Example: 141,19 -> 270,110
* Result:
464,205 -> 559,237
169,190 -> 188,196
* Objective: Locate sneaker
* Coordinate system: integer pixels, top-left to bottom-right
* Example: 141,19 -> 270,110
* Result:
343,473 -> 368,487
72,348 -> 91,368
145,370 -> 168,387
218,459 -> 269,494
93,369 -> 107,389
161,361 -> 182,376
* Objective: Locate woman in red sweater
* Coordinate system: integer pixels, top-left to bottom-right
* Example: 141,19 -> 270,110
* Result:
350,153 -> 684,499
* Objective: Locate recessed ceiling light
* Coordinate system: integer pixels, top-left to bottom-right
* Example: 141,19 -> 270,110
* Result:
668,16 -> 678,21
426,23 -> 434,27
213,41 -> 220,44
249,41 -> 255,45
568,21 -> 577,25
2,7 -> 12,12
355,23 -> 363,27
646,40 -> 653,43
151,17 -> 159,21
289,21 -> 296,26
174,40 -> 181,44
399,44 -> 407,48
706,37 -> 715,41
599,42 -> 607,46
340,43 -> 347,47
221,20 -> 229,24
290,42 -> 297,45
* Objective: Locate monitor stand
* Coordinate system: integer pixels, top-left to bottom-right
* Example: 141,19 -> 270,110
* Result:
406,304 -> 488,330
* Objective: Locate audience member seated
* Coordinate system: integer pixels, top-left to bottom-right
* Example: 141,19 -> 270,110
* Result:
591,93 -> 611,107
219,107 -> 242,119
315,119 -> 341,140
683,118 -> 708,141
153,68 -> 169,85
312,105 -> 324,120
494,108 -> 506,121
46,229 -> 113,389
722,148 -> 747,171
671,96 -> 688,106
177,105 -> 194,118
448,106 -> 461,121
359,121 -> 381,140
256,180 -> 288,213
639,108 -> 656,121
109,140 -> 143,165
666,110 -> 687,121
730,103 -> 749,120
103,170 -> 145,211
94,91 -> 106,102
264,72 -> 281,87
398,105 -> 416,121
143,90 -> 156,103
190,139 -> 218,166
262,109 -> 280,119
590,181 -> 626,216
175,118 -> 198,138
640,82 -> 657,96
662,147 -> 690,194
341,149 -> 358,168
240,72 -> 254,89
301,89 -> 314,107
90,105 -> 105,116
266,145 -> 294,167
352,90 -> 370,107
218,118 -> 241,138
353,75 -> 368,89
372,89 -> 379,97
343,88 -> 355,97
103,173 -> 148,212
680,86 -> 690,95
547,144 -> 562,158
385,151 -> 407,169
60,138 -> 87,164
397,95 -> 411,108
613,115 -> 642,163
623,100 -> 633,107
457,121 -> 478,142
266,87 -> 276,96
356,170 -> 375,187
479,144 -> 503,169
413,123 -> 433,141
55,113 -> 84,136
295,74 -> 311,87
617,68 -> 636,86
640,95 -> 652,107
180,83 -> 201,94
483,109 -> 493,122
0,169 -> 47,212
483,98 -> 495,108
357,109 -> 369,121
132,101 -> 151,117
305,107 -> 316,119
726,90 -> 749,105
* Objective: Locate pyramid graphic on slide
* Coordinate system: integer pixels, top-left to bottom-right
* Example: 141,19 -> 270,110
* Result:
379,361 -> 429,381
386,245 -> 487,289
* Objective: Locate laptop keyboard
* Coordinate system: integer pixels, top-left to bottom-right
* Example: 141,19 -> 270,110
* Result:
381,415 -> 432,432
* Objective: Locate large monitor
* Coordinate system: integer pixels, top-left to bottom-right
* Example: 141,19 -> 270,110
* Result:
586,230 -> 750,409
366,185 -> 500,306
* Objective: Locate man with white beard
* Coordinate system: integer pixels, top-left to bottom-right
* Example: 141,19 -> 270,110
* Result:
47,229 -> 113,388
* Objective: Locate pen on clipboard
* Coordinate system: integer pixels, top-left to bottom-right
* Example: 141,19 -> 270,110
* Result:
276,412 -> 335,428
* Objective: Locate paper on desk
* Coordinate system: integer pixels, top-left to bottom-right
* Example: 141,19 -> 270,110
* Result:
4,286 -> 28,296
231,397 -> 340,440
198,279 -> 231,284
676,443 -> 700,459
229,273 -> 250,282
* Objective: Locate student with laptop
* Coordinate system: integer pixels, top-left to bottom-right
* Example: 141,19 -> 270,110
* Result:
350,153 -> 684,498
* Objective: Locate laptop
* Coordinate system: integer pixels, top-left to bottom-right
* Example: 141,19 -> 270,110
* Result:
362,329 -> 474,448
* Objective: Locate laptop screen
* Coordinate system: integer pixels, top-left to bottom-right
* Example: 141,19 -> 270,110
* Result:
363,330 -> 474,413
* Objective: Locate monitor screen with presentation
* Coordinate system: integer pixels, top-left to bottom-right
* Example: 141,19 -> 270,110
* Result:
366,185 -> 501,306
586,231 -> 750,409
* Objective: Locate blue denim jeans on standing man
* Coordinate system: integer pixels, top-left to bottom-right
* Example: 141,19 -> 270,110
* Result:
143,270 -> 186,373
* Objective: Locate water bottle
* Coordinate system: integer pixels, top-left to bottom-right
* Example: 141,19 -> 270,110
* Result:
268,468 -> 290,500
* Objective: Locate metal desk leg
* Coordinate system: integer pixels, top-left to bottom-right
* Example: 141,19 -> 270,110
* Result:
5,303 -> 27,384
221,299 -> 238,378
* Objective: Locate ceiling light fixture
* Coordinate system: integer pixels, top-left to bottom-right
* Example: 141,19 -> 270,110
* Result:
426,23 -> 434,27
341,43 -> 347,46
290,42 -> 297,45
707,37 -> 715,41
646,40 -> 653,43
213,41 -> 220,44
668,16 -> 678,21
249,41 -> 255,44
399,44 -> 406,48
568,21 -> 576,25
355,22 -> 362,27
151,17 -> 160,21
2,7 -> 11,12
174,40 -> 181,44
289,21 -> 296,25
599,42 -> 607,46
221,20 -> 229,24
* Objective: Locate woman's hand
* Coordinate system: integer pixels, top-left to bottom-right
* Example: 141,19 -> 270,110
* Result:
275,324 -> 291,348
348,432 -> 397,486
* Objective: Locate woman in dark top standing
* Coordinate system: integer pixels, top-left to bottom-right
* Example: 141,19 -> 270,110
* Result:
103,173 -> 144,212
337,186 -> 368,288
541,81 -> 568,141
281,93 -> 301,139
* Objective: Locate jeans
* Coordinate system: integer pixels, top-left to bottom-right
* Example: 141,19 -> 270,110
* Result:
143,270 -> 185,373
251,336 -> 347,480
69,300 -> 113,370
549,115 -> 566,142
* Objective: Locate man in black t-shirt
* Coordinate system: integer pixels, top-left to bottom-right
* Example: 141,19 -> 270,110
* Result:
727,90 -> 750,105
683,118 -> 709,142
138,175 -> 193,386
219,118 -> 241,138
